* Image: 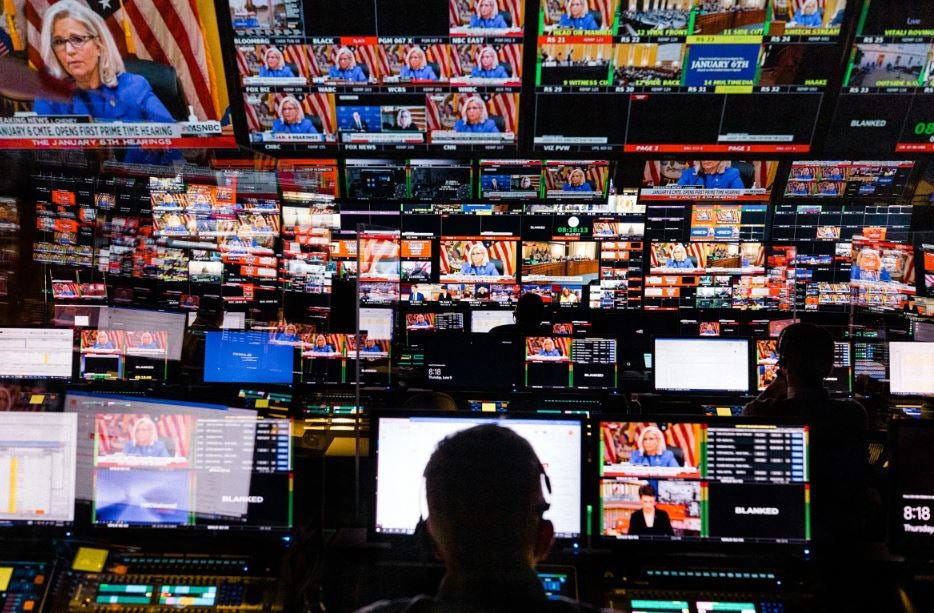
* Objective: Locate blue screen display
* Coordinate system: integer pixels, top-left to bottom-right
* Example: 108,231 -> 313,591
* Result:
204,331 -> 294,384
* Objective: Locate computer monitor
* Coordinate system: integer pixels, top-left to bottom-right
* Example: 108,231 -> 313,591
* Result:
889,419 -> 934,553
204,331 -> 295,385
654,338 -> 750,393
65,393 -> 290,530
889,342 -> 934,395
423,334 -> 520,389
0,412 -> 77,527
374,414 -> 582,539
599,419 -> 809,545
470,310 -> 515,333
0,328 -> 73,379
103,308 -> 188,361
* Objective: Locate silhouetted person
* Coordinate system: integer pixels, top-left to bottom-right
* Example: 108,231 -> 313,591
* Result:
743,322 -> 872,607
357,425 -> 596,611
402,391 -> 458,412
488,293 -> 550,335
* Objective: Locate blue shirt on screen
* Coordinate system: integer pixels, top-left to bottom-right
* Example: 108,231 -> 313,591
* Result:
562,182 -> 591,192
454,119 -> 499,133
34,72 -> 174,123
665,258 -> 695,269
123,440 -> 169,457
791,9 -> 823,27
460,262 -> 500,276
328,66 -> 367,81
629,449 -> 679,467
470,65 -> 509,79
271,118 -> 318,134
538,348 -> 562,357
259,65 -> 295,78
677,167 -> 744,189
469,15 -> 508,28
558,13 -> 599,30
400,65 -> 438,81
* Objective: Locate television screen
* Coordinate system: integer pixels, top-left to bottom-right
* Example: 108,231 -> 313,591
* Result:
533,1 -> 846,152
640,161 -> 776,200
101,307 -> 187,361
65,392 -> 291,530
524,336 -> 617,390
423,334 -> 519,389
0,328 -> 73,379
470,309 -> 515,333
849,238 -> 916,310
227,0 -> 524,151
826,2 -> 934,154
204,331 -> 294,384
784,161 -> 914,199
890,419 -> 934,552
408,159 -> 473,201
889,342 -> 934,396
0,412 -> 77,527
374,414 -> 582,538
2,0 -> 233,154
542,160 -> 610,200
599,419 -> 809,544
654,338 -> 749,393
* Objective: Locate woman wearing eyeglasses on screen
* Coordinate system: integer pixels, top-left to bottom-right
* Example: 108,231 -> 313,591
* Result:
33,1 -> 177,162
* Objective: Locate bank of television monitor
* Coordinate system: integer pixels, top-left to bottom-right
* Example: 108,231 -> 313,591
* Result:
228,0 -> 523,152
890,419 -> 934,553
65,393 -> 291,530
783,161 -> 914,199
374,414 -> 583,539
654,338 -> 749,393
1,3 -> 232,153
0,328 -> 73,379
826,2 -> 934,154
889,343 -> 934,396
532,1 -> 849,153
78,329 -> 169,382
204,331 -> 295,385
598,419 -> 809,544
0,412 -> 77,527
299,333 -> 391,387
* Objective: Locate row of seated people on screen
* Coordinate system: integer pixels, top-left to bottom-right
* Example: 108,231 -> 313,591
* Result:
613,66 -> 681,84
255,46 -> 514,83
618,8 -> 691,34
268,96 -> 500,134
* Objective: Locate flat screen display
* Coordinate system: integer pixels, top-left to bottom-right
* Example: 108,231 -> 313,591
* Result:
204,331 -> 294,384
0,328 -> 73,379
65,392 -> 291,530
654,338 -> 749,393
2,0 -> 233,153
599,419 -> 809,544
0,412 -> 77,526
374,414 -> 582,538
889,342 -> 934,396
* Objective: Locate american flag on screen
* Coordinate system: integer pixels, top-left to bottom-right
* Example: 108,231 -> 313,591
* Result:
95,413 -> 193,457
25,0 -> 219,120
439,239 -> 516,276
603,422 -> 701,468
488,93 -> 517,132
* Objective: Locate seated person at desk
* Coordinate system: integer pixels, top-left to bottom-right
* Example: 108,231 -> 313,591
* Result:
135,331 -> 161,350
558,287 -> 578,304
358,426 -> 593,612
851,247 -> 892,282
328,47 -> 367,82
123,417 -> 169,457
34,1 -> 178,164
454,96 -> 499,133
536,337 -> 562,357
308,334 -> 335,353
562,167 -> 591,191
469,0 -> 509,29
275,324 -> 300,343
410,313 -> 431,328
460,243 -> 500,276
470,46 -> 509,79
817,181 -> 838,195
629,426 -> 679,468
742,322 -> 869,544
787,0 -> 823,27
360,338 -> 383,353
347,111 -> 369,132
400,47 -> 437,81
559,0 -> 599,30
676,160 -> 744,189
258,47 -> 295,78
271,95 -> 318,134
409,285 -> 427,301
664,243 -> 695,269
627,484 -> 674,537
91,330 -> 116,350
